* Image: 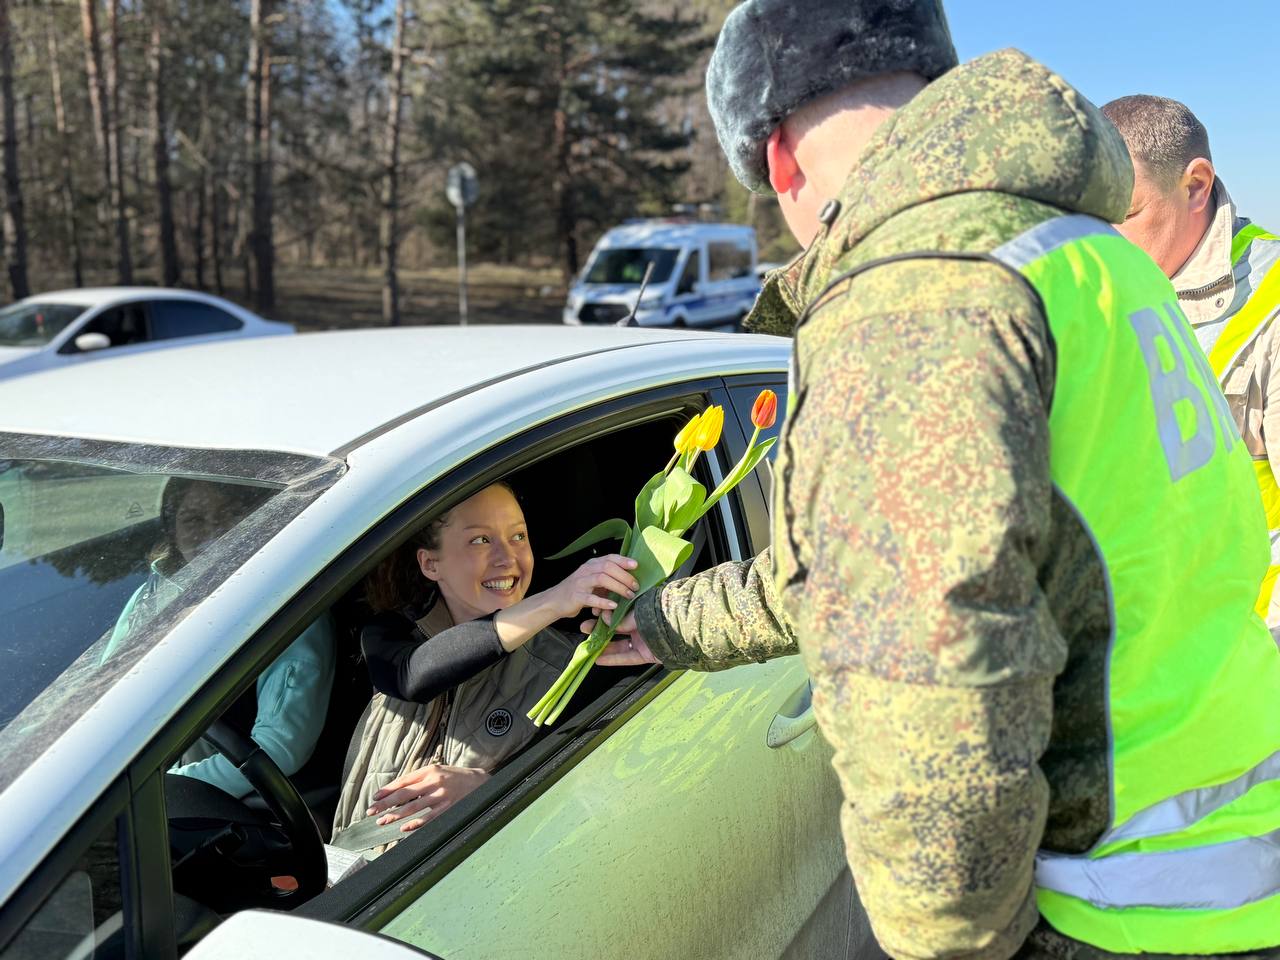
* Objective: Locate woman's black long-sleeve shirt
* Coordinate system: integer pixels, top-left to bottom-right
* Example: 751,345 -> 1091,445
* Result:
360,610 -> 505,704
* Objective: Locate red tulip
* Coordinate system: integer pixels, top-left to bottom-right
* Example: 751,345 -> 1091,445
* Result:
751,389 -> 778,430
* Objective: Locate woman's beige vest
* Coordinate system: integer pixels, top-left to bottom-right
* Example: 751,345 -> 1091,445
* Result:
332,602 -> 575,851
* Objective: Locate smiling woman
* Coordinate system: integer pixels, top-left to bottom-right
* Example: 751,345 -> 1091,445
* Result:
330,482 -> 640,854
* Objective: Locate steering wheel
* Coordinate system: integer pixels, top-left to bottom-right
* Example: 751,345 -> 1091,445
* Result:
186,720 -> 327,908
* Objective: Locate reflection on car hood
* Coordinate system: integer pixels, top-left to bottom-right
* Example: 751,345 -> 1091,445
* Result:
0,345 -> 40,363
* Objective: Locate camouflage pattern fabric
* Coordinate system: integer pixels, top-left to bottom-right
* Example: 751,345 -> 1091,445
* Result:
637,49 -> 1280,958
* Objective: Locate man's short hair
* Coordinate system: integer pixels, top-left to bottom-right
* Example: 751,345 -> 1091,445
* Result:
1101,95 -> 1212,189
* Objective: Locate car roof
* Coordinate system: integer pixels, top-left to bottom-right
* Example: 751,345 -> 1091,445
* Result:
597,221 -> 754,248
17,286 -> 227,308
0,326 -> 773,457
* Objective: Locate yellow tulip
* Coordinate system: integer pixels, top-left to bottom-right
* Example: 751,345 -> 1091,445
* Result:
674,413 -> 703,455
692,405 -> 724,451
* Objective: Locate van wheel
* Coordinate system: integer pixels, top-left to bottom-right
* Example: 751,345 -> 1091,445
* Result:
670,315 -> 687,328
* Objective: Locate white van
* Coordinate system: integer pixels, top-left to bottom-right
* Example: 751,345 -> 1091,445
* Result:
564,221 -> 761,328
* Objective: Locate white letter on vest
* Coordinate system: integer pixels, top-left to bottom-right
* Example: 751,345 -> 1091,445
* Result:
1130,306 -> 1215,482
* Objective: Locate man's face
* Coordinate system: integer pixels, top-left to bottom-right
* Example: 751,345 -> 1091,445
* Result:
1116,162 -> 1206,278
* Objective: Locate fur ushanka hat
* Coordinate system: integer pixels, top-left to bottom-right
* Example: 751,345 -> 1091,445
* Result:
707,0 -> 959,192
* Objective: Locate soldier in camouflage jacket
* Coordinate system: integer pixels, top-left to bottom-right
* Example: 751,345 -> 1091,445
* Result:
602,9 -> 1280,958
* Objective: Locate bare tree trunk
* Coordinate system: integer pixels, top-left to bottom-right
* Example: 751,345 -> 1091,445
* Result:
380,0 -> 407,326
210,173 -> 224,295
0,0 -> 28,299
104,0 -> 131,283
193,165 -> 206,289
193,65 -> 212,291
551,36 -> 578,280
80,0 -> 111,262
552,104 -> 578,279
84,0 -> 130,285
47,12 -> 84,287
147,0 -> 179,285
247,0 -> 274,313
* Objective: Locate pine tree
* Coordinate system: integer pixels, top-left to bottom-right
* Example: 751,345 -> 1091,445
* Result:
425,0 -> 711,278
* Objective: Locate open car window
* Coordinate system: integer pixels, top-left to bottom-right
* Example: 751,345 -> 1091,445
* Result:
195,389 -> 745,926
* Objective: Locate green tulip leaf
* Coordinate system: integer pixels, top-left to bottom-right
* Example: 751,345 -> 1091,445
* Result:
631,524 -> 695,593
634,470 -> 667,531
660,466 -> 706,532
699,437 -> 777,519
546,517 -> 631,559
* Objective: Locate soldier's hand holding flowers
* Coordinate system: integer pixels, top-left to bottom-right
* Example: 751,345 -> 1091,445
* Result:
528,390 -> 779,725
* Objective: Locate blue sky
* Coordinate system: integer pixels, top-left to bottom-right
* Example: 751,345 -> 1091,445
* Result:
947,1 -> 1279,228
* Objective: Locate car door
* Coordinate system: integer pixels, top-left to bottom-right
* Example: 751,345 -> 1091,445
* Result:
669,247 -> 705,326
702,240 -> 757,327
366,381 -> 874,960
0,772 -> 176,960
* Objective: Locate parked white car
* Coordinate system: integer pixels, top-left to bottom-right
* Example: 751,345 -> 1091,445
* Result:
0,327 -> 877,960
0,287 -> 293,382
563,221 -> 761,328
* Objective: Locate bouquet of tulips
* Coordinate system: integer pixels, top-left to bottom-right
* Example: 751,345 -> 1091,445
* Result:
528,390 -> 779,726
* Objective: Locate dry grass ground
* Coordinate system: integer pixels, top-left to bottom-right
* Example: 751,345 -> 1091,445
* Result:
36,263 -> 568,331
228,264 -> 567,331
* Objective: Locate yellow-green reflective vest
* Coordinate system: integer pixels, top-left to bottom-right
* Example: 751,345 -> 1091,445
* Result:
1207,223 -> 1280,618
989,215 -> 1280,952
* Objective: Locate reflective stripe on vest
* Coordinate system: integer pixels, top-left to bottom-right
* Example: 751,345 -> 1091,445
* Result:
1231,224 -> 1279,267
1207,225 -> 1280,617
990,214 -> 1280,953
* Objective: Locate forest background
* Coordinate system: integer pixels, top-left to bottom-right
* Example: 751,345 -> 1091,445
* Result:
5,2 -> 1272,329
0,0 -> 773,328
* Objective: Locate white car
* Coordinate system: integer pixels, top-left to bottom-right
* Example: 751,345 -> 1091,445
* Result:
0,327 -> 878,960
0,287 -> 293,382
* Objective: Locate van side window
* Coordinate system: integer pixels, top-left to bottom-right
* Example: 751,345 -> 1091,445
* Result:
707,241 -> 753,282
676,251 -> 700,296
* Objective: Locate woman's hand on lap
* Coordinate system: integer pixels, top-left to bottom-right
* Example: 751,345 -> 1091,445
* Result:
367,764 -> 491,833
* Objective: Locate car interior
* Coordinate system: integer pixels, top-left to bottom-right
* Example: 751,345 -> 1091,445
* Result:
158,407 -> 734,939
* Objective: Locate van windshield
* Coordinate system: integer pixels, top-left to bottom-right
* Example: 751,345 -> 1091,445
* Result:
583,248 -> 679,285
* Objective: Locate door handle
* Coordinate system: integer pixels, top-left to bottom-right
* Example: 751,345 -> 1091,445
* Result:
767,678 -> 817,748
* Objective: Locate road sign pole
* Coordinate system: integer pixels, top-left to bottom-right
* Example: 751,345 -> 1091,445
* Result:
456,203 -> 468,326
445,161 -> 479,327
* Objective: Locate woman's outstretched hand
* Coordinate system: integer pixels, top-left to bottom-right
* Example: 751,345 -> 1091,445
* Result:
545,554 -> 640,620
494,554 -> 640,653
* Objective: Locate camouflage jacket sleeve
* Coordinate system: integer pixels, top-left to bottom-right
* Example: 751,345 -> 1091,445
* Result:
780,258 -> 1065,959
742,247 -> 808,337
632,546 -> 796,671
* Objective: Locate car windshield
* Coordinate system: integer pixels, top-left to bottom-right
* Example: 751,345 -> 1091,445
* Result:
0,302 -> 86,347
583,248 -> 679,285
0,434 -> 344,788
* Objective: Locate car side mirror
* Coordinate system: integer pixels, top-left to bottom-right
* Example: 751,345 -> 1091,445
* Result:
183,911 -> 445,959
74,332 -> 112,353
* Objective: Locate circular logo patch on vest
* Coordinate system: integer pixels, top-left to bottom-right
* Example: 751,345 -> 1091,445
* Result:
485,708 -> 513,738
